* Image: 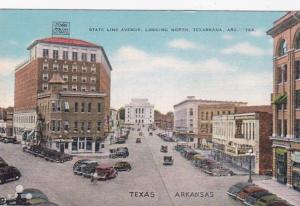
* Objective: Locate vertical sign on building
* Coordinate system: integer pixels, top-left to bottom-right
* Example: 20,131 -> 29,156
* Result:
52,21 -> 70,37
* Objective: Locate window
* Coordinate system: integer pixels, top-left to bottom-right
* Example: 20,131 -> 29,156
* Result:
283,119 -> 287,137
87,122 -> 92,130
72,138 -> 78,150
72,52 -> 78,61
72,75 -> 77,82
296,61 -> 300,80
277,67 -> 282,83
278,40 -> 287,56
43,73 -> 48,81
86,138 -> 92,150
74,102 -> 78,112
90,86 -> 96,92
90,77 -> 96,84
97,121 -> 102,131
82,66 -> 87,73
81,76 -> 87,83
63,51 -> 68,60
277,119 -> 282,136
91,67 -> 96,74
81,122 -> 85,131
53,64 -> 59,71
63,65 -> 68,72
282,65 -> 287,82
51,120 -> 61,132
51,100 -> 61,112
88,103 -> 92,112
81,85 -> 87,92
53,50 -> 59,59
295,120 -> 300,138
64,121 -> 69,131
189,108 -> 193,116
296,90 -> 300,109
42,83 -> 48,90
98,103 -> 102,112
43,63 -> 48,70
72,65 -> 77,72
64,101 -> 70,112
81,53 -> 87,61
206,112 -> 208,120
43,49 -> 49,58
295,32 -> 300,50
81,102 -> 85,112
72,85 -> 77,91
63,75 -> 68,82
74,121 -> 78,131
91,53 -> 96,62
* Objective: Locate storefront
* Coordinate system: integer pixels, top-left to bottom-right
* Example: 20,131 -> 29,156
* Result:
292,151 -> 300,191
276,147 -> 287,184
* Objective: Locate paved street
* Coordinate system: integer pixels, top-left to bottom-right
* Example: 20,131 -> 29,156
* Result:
0,127 -> 268,206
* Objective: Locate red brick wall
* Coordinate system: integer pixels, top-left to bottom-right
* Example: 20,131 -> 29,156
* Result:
99,64 -> 111,131
236,105 -> 272,114
14,60 -> 39,111
258,112 -> 273,175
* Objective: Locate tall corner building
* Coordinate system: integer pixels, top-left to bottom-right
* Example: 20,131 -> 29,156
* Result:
14,37 -> 112,154
267,11 -> 300,190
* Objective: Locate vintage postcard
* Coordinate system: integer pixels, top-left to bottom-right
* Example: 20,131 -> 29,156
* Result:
1,9 -> 300,206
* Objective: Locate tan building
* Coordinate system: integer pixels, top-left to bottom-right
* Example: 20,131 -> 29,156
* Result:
267,11 -> 300,190
14,37 -> 112,153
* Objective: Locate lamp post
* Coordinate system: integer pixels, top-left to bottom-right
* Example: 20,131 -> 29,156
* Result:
15,185 -> 24,205
246,149 -> 255,183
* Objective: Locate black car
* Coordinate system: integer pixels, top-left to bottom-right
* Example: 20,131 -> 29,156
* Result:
0,157 -> 8,168
227,182 -> 254,198
73,160 -> 98,177
109,150 -> 128,158
113,161 -> 132,171
3,137 -> 18,144
244,190 -> 273,206
116,139 -> 126,144
73,159 -> 90,170
0,166 -> 21,184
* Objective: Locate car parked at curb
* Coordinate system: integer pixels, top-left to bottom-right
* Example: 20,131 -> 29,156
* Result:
0,166 -> 21,184
227,182 -> 254,198
163,156 -> 174,165
113,161 -> 132,171
73,159 -> 90,170
236,185 -> 267,202
109,150 -> 129,158
95,165 -> 118,180
3,137 -> 18,144
136,138 -> 141,143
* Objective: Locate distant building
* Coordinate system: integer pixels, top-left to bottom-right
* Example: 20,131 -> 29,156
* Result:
267,11 -> 300,189
0,107 -> 14,138
174,96 -> 246,148
14,36 -> 112,153
212,106 -> 273,175
154,111 -> 174,130
125,99 -> 154,125
110,108 -> 119,132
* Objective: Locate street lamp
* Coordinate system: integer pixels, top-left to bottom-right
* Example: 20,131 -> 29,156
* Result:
246,149 -> 255,183
15,185 -> 24,204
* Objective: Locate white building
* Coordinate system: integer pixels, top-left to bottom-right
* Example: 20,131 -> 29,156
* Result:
125,99 -> 154,125
109,108 -> 118,132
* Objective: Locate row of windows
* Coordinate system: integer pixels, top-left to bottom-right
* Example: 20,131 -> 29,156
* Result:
43,49 -> 97,62
14,115 -> 36,124
277,119 -> 300,139
277,33 -> 300,57
50,120 -> 102,132
43,63 -> 96,73
201,110 -> 232,120
40,101 -> 103,113
42,83 -> 96,92
214,121 -> 255,140
43,73 -> 97,83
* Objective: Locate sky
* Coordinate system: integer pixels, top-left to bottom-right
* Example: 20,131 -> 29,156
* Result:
0,10 -> 284,113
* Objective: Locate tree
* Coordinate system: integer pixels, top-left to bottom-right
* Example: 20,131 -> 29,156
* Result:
118,107 -> 125,121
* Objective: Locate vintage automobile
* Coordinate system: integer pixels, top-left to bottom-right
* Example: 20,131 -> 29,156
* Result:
113,161 -> 132,171
149,132 -> 153,136
253,194 -> 283,206
174,142 -> 189,152
3,137 -> 18,144
116,138 -> 126,144
163,156 -> 174,165
73,159 -> 90,170
266,201 -> 293,206
73,160 -> 98,177
109,150 -> 129,158
44,149 -> 73,163
95,165 -> 118,180
136,138 -> 141,143
236,185 -> 267,202
0,157 -> 8,168
0,166 -> 21,184
186,151 -> 199,160
139,132 -> 143,136
209,167 -> 235,176
244,191 -> 274,206
160,145 -> 168,153
227,182 -> 254,198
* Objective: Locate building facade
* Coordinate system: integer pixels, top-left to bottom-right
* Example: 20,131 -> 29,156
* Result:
0,107 -> 14,138
154,111 -> 174,130
267,11 -> 300,190
109,108 -> 119,132
174,96 -> 246,148
14,37 -> 112,153
125,99 -> 154,125
212,110 -> 273,175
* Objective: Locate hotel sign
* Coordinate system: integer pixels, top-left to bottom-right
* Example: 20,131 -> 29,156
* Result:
52,21 -> 70,36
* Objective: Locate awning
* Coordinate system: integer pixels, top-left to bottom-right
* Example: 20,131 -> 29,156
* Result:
272,93 -> 287,105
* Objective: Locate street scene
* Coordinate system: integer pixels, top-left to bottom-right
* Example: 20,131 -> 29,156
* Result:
1,9 -> 300,206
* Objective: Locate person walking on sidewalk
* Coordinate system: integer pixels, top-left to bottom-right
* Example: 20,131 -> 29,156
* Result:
91,172 -> 98,184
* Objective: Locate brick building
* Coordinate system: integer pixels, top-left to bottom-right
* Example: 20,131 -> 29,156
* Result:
14,37 -> 112,153
212,106 -> 273,175
267,11 -> 300,190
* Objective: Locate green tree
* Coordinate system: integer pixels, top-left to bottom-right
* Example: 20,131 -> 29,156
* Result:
118,107 -> 125,120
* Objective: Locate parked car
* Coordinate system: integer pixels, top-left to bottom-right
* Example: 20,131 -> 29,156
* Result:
44,149 -> 72,163
163,156 -> 174,165
253,194 -> 282,206
186,151 -> 199,160
3,137 -> 18,144
73,159 -> 90,170
227,182 -> 254,198
21,188 -> 50,205
0,157 -> 8,168
95,165 -> 118,180
244,191 -> 273,206
236,185 -> 267,202
113,161 -> 132,171
149,132 -> 153,136
0,166 -> 21,184
116,139 -> 126,144
136,138 -> 141,143
210,167 -> 235,176
139,132 -> 143,136
161,145 -> 168,153
73,160 -> 98,177
109,150 -> 129,158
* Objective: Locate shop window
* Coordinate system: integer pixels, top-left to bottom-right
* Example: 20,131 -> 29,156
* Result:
86,138 -> 92,150
72,138 -> 78,151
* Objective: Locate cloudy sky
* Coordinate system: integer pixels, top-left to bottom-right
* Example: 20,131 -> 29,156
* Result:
0,10 -> 283,113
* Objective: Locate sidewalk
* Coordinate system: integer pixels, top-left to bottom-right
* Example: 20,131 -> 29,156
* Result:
255,179 -> 300,206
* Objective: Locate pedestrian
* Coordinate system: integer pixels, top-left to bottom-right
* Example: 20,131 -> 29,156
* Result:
91,172 -> 98,184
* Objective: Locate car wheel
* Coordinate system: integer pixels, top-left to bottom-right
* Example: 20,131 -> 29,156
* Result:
15,175 -> 20,180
